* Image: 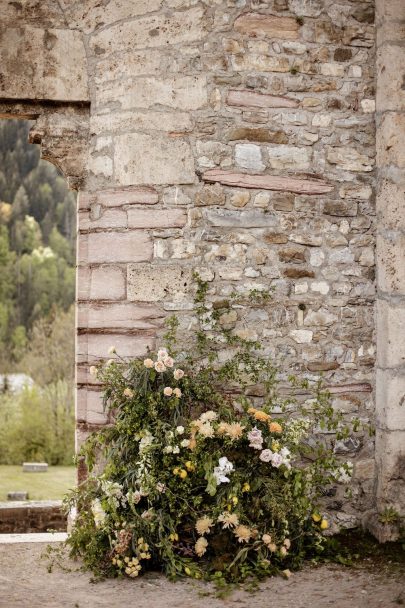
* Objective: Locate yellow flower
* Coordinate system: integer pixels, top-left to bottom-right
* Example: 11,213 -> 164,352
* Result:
173,467 -> 179,476
184,567 -> 191,576
231,496 -> 238,505
123,387 -> 133,398
271,440 -> 281,452
234,524 -> 252,543
185,461 -> 195,472
248,407 -> 271,423
312,513 -> 321,522
195,516 -> 213,536
242,483 -> 250,492
179,469 -> 188,479
169,532 -> 179,542
269,422 -> 283,434
320,519 -> 329,530
195,536 -> 208,557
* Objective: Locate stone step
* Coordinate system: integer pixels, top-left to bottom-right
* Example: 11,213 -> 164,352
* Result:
0,532 -> 67,543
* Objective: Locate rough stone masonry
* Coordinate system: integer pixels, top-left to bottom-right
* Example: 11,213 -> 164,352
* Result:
0,0 -> 403,539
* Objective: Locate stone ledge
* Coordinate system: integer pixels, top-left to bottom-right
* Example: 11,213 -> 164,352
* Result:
0,501 -> 67,534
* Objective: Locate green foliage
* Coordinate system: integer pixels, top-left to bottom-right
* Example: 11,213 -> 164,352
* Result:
0,119 -> 76,371
64,281 -> 355,584
0,380 -> 75,465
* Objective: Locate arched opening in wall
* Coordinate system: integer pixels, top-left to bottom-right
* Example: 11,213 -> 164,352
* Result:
0,118 -> 76,531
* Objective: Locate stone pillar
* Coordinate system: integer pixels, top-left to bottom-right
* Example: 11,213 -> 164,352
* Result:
374,0 -> 405,539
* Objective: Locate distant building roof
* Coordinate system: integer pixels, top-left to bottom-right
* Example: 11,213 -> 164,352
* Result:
0,374 -> 34,393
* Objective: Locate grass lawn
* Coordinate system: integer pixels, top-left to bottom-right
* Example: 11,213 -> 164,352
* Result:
0,465 -> 76,501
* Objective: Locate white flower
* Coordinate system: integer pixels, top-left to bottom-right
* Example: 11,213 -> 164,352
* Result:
91,499 -> 106,527
108,346 -> 116,355
199,423 -> 215,438
248,427 -> 263,450
172,446 -> 180,454
144,358 -> 154,368
173,387 -> 182,398
89,366 -> 97,377
163,387 -> 173,397
174,369 -> 185,380
200,410 -> 217,423
164,356 -> 174,368
157,348 -> 168,361
139,431 -> 154,453
176,426 -> 185,435
271,453 -> 283,468
218,457 -> 234,474
155,361 -> 166,373
218,512 -> 239,529
180,439 -> 190,448
213,457 -> 234,485
164,446 -> 173,454
259,449 -> 273,463
106,359 -> 115,367
156,482 -> 166,493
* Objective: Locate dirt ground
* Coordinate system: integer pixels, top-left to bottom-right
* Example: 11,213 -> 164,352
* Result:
0,542 -> 404,608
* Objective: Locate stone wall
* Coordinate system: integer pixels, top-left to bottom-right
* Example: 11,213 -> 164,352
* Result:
0,501 -> 66,533
0,0 -> 403,534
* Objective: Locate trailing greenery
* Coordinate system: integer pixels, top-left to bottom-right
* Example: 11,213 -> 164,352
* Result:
64,279 -> 354,583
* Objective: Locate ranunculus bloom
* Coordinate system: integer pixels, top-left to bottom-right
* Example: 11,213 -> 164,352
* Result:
164,356 -> 174,368
173,387 -> 182,398
271,453 -> 283,468
143,358 -> 154,368
163,387 -> 173,397
157,348 -> 168,361
269,422 -> 283,434
173,369 -> 184,380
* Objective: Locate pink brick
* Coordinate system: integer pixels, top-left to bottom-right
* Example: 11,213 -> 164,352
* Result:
226,89 -> 299,109
203,169 -> 333,195
127,208 -> 186,229
78,208 -> 127,230
78,302 -> 165,329
76,388 -> 107,425
89,266 -> 126,300
76,333 -> 155,364
78,231 -> 152,263
98,186 -> 159,207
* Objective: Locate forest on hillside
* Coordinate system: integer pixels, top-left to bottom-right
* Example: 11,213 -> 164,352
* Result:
0,120 -> 76,465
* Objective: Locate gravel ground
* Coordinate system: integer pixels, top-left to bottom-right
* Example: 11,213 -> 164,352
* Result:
0,542 -> 404,608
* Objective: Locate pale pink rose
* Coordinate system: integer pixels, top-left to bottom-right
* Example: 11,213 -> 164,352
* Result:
157,348 -> 168,361
173,387 -> 182,398
144,358 -> 154,368
155,361 -> 166,373
248,427 -> 263,450
164,356 -> 174,368
163,387 -> 173,397
173,369 -> 185,380
259,449 -> 273,463
271,453 -> 283,468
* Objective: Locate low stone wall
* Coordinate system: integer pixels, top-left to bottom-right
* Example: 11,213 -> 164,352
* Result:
0,501 -> 67,534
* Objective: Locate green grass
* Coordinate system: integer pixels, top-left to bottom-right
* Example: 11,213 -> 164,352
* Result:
0,465 -> 76,501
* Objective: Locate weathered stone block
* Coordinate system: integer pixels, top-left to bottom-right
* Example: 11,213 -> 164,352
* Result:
290,329 -> 313,343
327,147 -> 374,172
377,300 -> 405,368
268,145 -> 311,170
79,208 -> 127,230
377,113 -> 405,169
377,232 -> 405,295
376,369 -> 405,431
78,302 -> 165,330
204,209 -> 278,229
377,45 -> 405,112
378,178 -> 405,232
127,264 -> 191,302
89,266 -> 126,301
375,428 -> 405,514
79,231 -> 152,264
0,26 -> 88,101
226,128 -> 288,144
114,133 -> 196,186
77,334 -> 155,366
235,144 -> 265,171
91,110 -> 193,135
127,209 -> 186,229
22,463 -> 48,473
90,7 -> 204,52
64,0 -> 163,34
234,13 -> 299,40
76,389 -> 106,425
226,89 -> 298,109
203,169 -> 333,194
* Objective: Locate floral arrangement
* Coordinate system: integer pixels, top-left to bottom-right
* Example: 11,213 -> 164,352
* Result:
65,280 -> 354,583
